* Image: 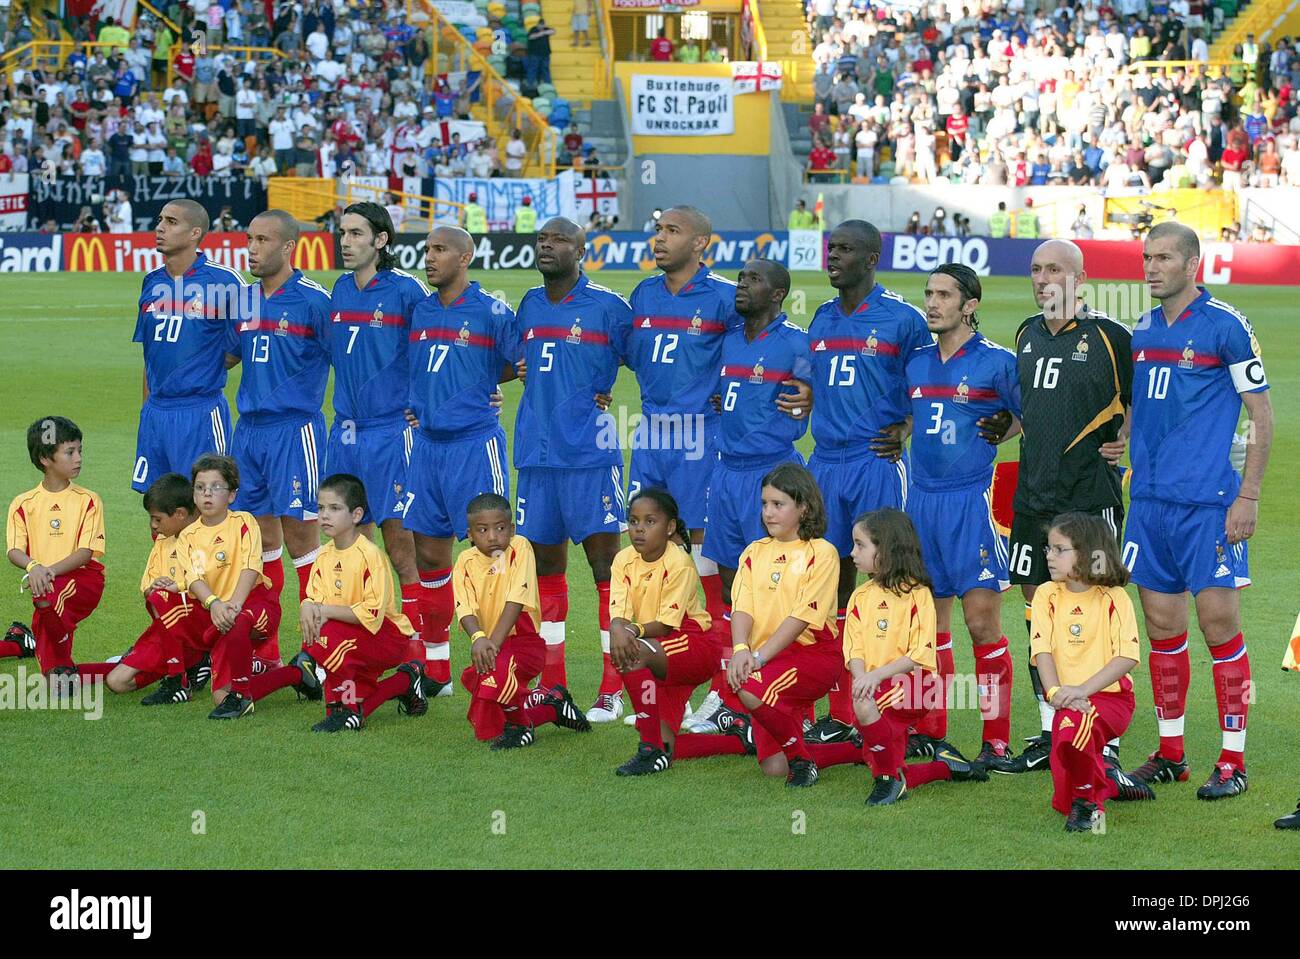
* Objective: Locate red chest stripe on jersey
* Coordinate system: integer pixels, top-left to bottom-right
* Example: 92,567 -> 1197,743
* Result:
816,336 -> 900,356
1132,348 -> 1221,368
409,327 -> 496,349
147,302 -> 227,320
912,385 -> 1000,400
721,366 -> 793,382
634,315 -> 727,334
240,320 -> 316,338
332,311 -> 406,327
528,325 -> 611,345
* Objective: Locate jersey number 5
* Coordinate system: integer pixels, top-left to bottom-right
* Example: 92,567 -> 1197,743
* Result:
539,341 -> 555,372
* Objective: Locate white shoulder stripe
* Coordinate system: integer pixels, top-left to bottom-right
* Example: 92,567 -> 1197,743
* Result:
296,276 -> 330,294
392,268 -> 432,296
706,272 -> 738,287
205,261 -> 248,282
977,337 -> 1016,355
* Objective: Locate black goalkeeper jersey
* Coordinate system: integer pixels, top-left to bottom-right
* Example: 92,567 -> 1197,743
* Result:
1013,308 -> 1133,515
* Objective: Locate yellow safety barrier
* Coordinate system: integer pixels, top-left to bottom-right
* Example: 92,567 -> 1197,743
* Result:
269,177 -> 466,233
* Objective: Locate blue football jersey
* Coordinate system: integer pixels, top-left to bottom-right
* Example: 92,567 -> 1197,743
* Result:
514,274 -> 633,469
1130,288 -> 1268,506
627,264 -> 744,417
717,314 -> 812,459
133,252 -> 244,400
409,281 -> 522,439
328,268 -> 430,428
235,271 -> 333,420
807,284 -> 932,450
905,332 -> 1021,491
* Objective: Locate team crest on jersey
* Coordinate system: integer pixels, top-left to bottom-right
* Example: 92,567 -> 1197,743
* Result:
457,320 -> 471,346
877,619 -> 889,631
335,580 -> 343,590
979,546 -> 989,565
215,551 -> 227,563
750,361 -> 765,385
1179,342 -> 1195,369
275,315 -> 290,336
1069,623 -> 1082,637
862,331 -> 879,357
567,318 -> 583,344
770,571 -> 781,584
186,291 -> 204,319
687,310 -> 703,335
49,518 -> 61,530
954,378 -> 970,404
1072,334 -> 1089,362
394,482 -> 404,496
371,304 -> 385,328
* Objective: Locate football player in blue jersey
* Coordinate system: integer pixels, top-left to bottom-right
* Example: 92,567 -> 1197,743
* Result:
905,263 -> 1022,772
326,203 -> 435,688
1122,222 -> 1273,800
132,199 -> 244,494
404,225 -> 522,700
513,217 -> 634,721
802,219 -> 933,746
228,209 -> 333,668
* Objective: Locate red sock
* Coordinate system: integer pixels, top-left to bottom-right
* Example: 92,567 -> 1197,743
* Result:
75,662 -> 115,679
914,632 -> 952,739
263,551 -> 285,604
752,703 -> 810,762
400,581 -> 424,672
523,703 -> 557,725
623,667 -> 663,749
904,761 -> 951,788
247,664 -> 301,701
363,670 -> 412,717
974,635 -> 1013,746
133,671 -> 162,689
418,567 -> 453,683
1211,632 -> 1250,770
33,604 -> 74,670
596,580 -> 621,697
1149,631 -> 1190,761
826,609 -> 853,722
539,573 -> 568,689
701,572 -> 724,621
293,549 -> 317,602
0,640 -> 21,659
223,620 -> 255,698
806,741 -> 862,767
673,732 -> 747,759
858,717 -> 895,778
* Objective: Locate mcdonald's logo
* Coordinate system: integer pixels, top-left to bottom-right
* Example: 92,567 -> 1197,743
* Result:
293,233 -> 334,271
65,234 -> 111,272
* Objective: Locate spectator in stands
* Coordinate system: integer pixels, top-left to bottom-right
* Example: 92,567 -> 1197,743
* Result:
650,29 -> 674,63
79,137 -> 106,178
161,145 -> 186,178
788,200 -> 816,230
105,187 -> 133,233
527,19 -> 556,87
1072,205 -> 1094,239
808,139 -> 838,182
505,127 -> 527,177
572,0 -> 592,48
678,38 -> 702,64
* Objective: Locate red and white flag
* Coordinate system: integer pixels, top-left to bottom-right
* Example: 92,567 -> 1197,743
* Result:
731,61 -> 783,95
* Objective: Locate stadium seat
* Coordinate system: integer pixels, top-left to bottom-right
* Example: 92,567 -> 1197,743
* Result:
523,14 -> 540,30
488,2 -> 507,18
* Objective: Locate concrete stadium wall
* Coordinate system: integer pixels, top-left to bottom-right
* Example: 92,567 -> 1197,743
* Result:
631,155 -> 772,232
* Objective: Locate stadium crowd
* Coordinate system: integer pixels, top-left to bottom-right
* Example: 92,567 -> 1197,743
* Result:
0,0 -> 571,228
800,0 -> 1300,192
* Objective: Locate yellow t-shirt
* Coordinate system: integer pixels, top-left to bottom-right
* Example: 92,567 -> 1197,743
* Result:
609,544 -> 711,633
1029,581 -> 1140,692
6,482 -> 105,567
452,535 -> 540,638
843,580 -> 937,672
307,535 -> 414,636
140,534 -> 186,594
732,537 -> 838,653
176,510 -> 269,602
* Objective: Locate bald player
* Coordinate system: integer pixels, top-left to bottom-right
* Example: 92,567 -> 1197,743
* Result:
228,209 -> 333,668
976,239 -> 1141,784
513,217 -> 634,721
404,225 -> 521,695
132,199 -> 245,494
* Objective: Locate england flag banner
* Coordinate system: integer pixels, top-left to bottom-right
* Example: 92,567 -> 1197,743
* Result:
731,61 -> 783,94
565,173 -> 620,221
631,75 -> 735,136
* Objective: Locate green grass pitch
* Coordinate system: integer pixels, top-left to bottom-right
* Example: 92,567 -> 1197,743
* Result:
2,268 -> 1296,869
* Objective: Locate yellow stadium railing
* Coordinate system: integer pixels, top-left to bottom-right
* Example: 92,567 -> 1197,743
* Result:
135,0 -> 182,38
1210,2 -> 1279,59
0,40 -> 136,74
269,176 -> 466,234
597,0 -> 615,99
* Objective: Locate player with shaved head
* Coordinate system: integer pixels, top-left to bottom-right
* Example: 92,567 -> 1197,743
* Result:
131,198 -> 245,496
620,205 -> 813,731
323,202 -> 438,690
402,224 -> 522,701
1121,221 -> 1272,800
972,238 -> 1142,787
513,216 -> 635,722
226,208 -> 333,670
800,218 -> 933,748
